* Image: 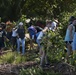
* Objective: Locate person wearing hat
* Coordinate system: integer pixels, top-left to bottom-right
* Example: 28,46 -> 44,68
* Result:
16,22 -> 25,55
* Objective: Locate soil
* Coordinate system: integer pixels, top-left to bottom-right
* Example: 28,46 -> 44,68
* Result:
0,61 -> 75,75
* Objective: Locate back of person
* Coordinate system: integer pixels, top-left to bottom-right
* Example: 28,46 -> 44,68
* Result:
28,25 -> 37,39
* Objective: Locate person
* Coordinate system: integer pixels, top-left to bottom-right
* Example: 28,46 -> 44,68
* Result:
72,20 -> 76,55
16,22 -> 25,55
0,22 -> 6,30
11,27 -> 17,51
64,16 -> 75,61
36,20 -> 52,68
28,25 -> 37,40
36,20 -> 52,48
35,26 -> 43,33
28,25 -> 37,50
5,21 -> 13,48
49,18 -> 58,31
0,25 -> 6,54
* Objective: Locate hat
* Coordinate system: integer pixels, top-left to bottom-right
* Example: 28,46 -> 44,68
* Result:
19,22 -> 23,26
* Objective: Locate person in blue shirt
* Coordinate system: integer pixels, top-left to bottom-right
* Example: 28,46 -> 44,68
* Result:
28,25 -> 37,50
28,25 -> 37,39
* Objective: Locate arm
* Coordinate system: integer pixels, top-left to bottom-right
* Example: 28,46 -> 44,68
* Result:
16,29 -> 19,38
42,27 -> 48,33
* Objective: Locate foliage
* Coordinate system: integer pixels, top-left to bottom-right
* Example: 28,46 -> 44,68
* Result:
19,67 -> 60,75
40,28 -> 65,62
0,0 -> 76,21
0,0 -> 76,74
59,10 -> 76,37
0,51 -> 27,64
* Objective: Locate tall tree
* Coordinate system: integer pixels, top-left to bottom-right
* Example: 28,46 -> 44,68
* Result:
0,0 -> 76,21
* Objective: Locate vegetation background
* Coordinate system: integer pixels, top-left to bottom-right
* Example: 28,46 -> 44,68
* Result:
0,0 -> 76,75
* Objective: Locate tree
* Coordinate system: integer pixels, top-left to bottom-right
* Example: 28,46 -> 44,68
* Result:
0,0 -> 76,21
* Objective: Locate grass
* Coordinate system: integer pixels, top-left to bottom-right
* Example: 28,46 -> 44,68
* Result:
0,49 -> 39,64
0,51 -> 26,64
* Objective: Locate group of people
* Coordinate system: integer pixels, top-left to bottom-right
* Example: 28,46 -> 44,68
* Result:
0,21 -> 25,55
28,18 -> 58,49
0,19 -> 58,55
1,16 -> 76,67
28,18 -> 58,67
0,18 -> 58,67
64,16 -> 76,62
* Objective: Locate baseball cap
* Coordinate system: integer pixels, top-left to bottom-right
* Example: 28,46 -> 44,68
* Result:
19,22 -> 23,26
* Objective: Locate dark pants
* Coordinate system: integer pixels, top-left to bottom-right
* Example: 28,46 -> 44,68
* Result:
0,40 -> 5,50
11,36 -> 17,50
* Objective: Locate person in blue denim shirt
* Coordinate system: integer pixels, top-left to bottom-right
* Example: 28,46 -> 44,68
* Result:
16,22 -> 25,55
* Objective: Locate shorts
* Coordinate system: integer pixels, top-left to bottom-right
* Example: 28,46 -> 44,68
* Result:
65,41 -> 73,44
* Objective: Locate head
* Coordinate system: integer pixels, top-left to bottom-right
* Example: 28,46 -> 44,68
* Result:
72,20 -> 76,26
69,16 -> 75,21
46,20 -> 52,25
45,21 -> 52,29
1,22 -> 6,29
19,22 -> 23,29
69,16 -> 75,24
